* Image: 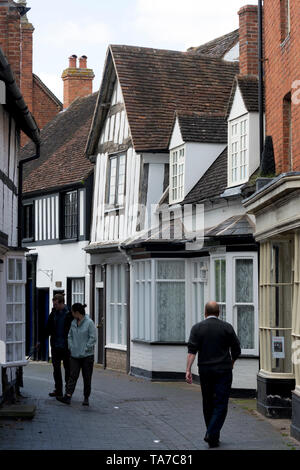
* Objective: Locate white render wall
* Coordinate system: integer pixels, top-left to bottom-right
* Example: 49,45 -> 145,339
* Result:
29,241 -> 90,314
184,142 -> 226,197
130,342 -> 258,389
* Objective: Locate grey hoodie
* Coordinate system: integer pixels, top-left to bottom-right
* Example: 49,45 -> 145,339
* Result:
68,314 -> 97,359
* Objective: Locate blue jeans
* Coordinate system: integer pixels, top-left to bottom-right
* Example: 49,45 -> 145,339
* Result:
199,368 -> 233,441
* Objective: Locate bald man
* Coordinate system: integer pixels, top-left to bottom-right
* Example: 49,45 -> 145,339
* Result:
186,301 -> 241,448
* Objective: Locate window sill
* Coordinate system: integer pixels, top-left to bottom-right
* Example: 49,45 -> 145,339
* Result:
132,339 -> 187,346
105,344 -> 127,352
104,206 -> 125,214
0,360 -> 29,367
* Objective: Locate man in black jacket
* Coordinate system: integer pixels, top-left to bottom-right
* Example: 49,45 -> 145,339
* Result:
186,301 -> 241,448
45,294 -> 73,398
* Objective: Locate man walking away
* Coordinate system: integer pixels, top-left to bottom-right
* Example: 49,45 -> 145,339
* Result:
186,301 -> 241,448
45,294 -> 73,398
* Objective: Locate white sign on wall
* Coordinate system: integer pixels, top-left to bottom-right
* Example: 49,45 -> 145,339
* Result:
0,80 -> 5,105
272,336 -> 285,359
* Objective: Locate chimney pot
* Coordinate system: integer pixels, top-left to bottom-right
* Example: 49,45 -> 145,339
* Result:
69,54 -> 77,68
79,55 -> 87,68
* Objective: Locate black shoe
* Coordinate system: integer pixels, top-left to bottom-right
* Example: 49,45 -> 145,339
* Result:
49,390 -> 62,397
82,398 -> 89,406
56,395 -> 71,405
204,432 -> 220,448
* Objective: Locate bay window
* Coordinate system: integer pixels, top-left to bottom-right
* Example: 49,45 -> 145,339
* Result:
260,239 -> 293,375
234,258 -> 255,351
228,115 -> 248,187
170,146 -> 185,204
5,257 -> 26,364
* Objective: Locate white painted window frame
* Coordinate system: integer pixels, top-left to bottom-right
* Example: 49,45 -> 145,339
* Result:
4,256 -> 27,367
228,114 -> 249,187
229,253 -> 259,356
106,263 -> 127,349
106,153 -> 126,209
169,145 -> 185,204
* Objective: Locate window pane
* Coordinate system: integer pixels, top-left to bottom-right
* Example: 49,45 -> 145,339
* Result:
7,304 -> 13,322
237,305 -> 254,349
157,261 -> 185,280
16,344 -> 23,362
15,285 -> 23,303
157,282 -> 185,341
7,344 -> 13,362
15,324 -> 23,342
15,304 -> 23,322
236,259 -> 253,303
118,305 -> 122,344
221,260 -> 226,302
7,285 -> 13,303
16,260 -> 23,280
8,259 -> 15,280
6,324 -> 13,342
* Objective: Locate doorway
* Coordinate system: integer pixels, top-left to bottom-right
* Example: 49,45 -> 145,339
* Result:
36,288 -> 50,361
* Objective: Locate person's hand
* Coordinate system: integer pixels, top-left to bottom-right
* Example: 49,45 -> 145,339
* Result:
186,370 -> 193,384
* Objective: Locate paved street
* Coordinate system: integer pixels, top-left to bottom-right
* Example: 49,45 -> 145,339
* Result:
0,362 -> 299,451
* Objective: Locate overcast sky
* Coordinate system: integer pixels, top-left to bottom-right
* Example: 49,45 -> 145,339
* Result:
26,0 -> 257,102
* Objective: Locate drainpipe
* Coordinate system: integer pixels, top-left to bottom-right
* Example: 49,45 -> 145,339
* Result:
258,0 -> 264,163
18,143 -> 40,248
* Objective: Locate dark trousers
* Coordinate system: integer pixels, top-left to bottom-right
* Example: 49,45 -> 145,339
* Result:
51,347 -> 70,395
66,355 -> 94,398
199,368 -> 233,441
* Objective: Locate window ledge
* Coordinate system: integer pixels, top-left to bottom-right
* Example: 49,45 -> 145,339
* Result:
0,360 -> 29,368
132,339 -> 187,346
104,206 -> 125,214
105,344 -> 127,352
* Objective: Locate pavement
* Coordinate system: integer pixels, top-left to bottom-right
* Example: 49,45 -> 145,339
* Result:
0,361 -> 300,451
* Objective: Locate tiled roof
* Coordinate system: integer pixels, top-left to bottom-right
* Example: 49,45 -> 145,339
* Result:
227,75 -> 260,117
176,112 -> 227,144
187,30 -> 239,58
205,215 -> 255,237
87,45 -> 239,155
183,148 -> 228,204
21,93 -> 97,194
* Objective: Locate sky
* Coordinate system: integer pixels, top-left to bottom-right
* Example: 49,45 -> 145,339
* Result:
26,0 -> 258,102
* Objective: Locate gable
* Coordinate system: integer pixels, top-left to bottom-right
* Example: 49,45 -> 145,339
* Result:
98,79 -> 131,150
223,42 -> 239,62
228,84 -> 247,121
169,117 -> 184,149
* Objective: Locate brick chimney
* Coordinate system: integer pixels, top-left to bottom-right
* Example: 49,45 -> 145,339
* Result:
0,0 -> 22,86
62,55 -> 95,109
19,0 -> 34,113
238,4 -> 259,76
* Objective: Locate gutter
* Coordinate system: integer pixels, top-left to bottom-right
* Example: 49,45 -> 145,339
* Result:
258,0 -> 264,163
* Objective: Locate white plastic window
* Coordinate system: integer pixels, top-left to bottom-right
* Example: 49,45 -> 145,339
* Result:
170,146 -> 185,204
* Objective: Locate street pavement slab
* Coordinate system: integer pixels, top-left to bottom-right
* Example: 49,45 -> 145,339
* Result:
0,362 -> 299,451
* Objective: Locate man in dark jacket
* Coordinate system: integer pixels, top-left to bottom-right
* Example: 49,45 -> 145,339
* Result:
186,301 -> 241,448
45,294 -> 73,398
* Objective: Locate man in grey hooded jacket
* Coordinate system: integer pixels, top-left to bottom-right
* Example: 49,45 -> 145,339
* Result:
57,303 -> 96,406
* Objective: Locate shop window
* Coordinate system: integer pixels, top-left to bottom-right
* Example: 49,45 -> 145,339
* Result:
260,239 -> 293,374
234,259 -> 255,350
106,264 -> 127,347
192,261 -> 207,324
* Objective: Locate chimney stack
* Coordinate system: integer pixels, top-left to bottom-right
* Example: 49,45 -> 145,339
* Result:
238,4 -> 259,76
19,0 -> 34,114
0,0 -> 22,86
62,54 -> 95,109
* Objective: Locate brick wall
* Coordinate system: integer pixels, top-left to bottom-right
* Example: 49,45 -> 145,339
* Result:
264,0 -> 300,173
0,2 -> 21,86
106,348 -> 127,372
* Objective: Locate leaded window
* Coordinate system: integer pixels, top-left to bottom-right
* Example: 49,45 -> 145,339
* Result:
63,191 -> 78,239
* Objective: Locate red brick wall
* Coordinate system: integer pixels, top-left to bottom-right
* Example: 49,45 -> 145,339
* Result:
33,78 -> 62,129
0,3 -> 21,86
20,22 -> 34,113
238,5 -> 259,76
264,0 -> 300,173
62,73 -> 94,109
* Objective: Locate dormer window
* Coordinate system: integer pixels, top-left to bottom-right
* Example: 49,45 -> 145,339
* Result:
170,146 -> 185,204
228,115 -> 248,187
